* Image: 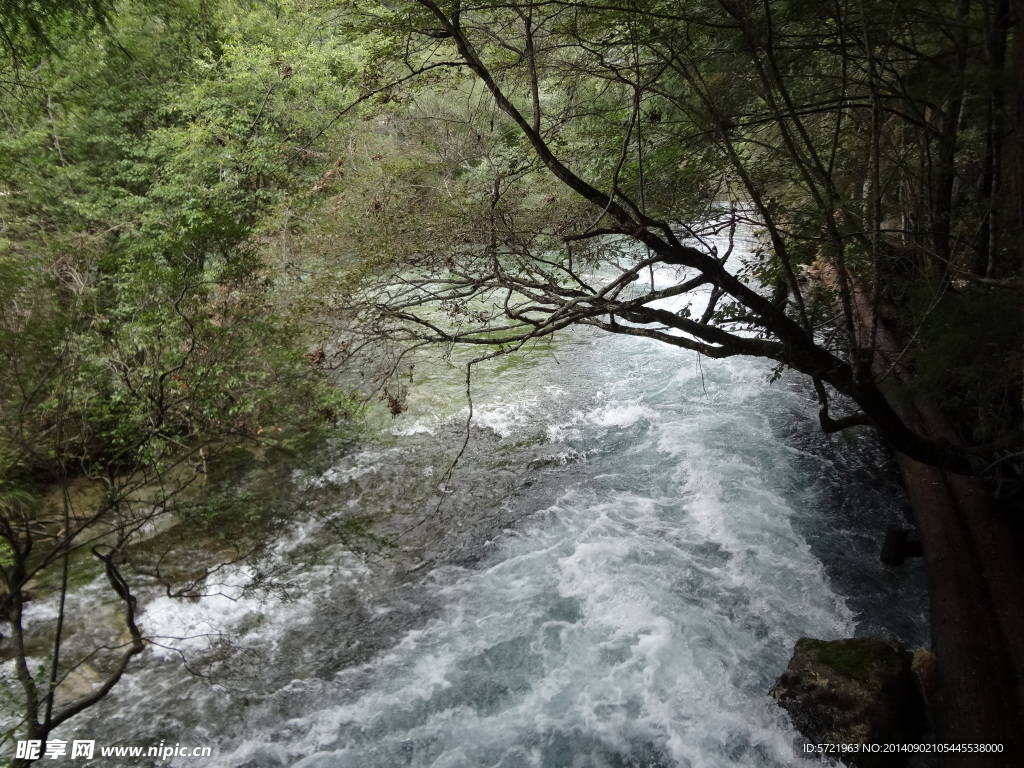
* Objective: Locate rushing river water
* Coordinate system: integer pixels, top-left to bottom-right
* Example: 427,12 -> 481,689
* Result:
41,259 -> 928,767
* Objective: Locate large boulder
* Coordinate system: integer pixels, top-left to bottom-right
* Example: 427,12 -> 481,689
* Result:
771,637 -> 928,767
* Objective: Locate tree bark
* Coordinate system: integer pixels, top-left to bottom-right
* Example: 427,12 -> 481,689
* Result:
855,291 -> 1024,765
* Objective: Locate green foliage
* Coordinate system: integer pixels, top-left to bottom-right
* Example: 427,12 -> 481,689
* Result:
0,0 -> 366,486
905,282 -> 1022,445
0,0 -> 110,56
0,0 -> 380,744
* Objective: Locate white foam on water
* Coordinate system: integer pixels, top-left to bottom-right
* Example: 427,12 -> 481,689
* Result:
193,331 -> 872,768
207,407 -> 854,767
587,403 -> 659,429
544,410 -> 589,444
140,567 -> 272,658
392,421 -> 437,436
473,396 -> 543,439
44,241 -> 917,768
307,448 -> 398,486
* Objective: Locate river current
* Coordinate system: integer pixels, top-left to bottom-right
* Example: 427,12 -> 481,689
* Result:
46,259 -> 927,767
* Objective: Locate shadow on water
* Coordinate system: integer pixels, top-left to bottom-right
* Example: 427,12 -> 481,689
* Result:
764,380 -> 928,644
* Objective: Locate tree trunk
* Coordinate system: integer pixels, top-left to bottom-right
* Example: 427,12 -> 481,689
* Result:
855,291 -> 1024,764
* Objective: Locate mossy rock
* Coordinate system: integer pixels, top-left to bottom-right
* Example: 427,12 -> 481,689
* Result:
794,637 -> 908,683
771,637 -> 927,768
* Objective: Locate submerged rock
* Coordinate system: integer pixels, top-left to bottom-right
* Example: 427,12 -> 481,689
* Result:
771,637 -> 927,767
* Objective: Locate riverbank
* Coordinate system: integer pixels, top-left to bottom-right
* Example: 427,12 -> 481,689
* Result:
853,292 -> 1024,765
31,309 -> 931,767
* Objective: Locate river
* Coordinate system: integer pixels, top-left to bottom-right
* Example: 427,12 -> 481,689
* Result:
46,256 -> 928,767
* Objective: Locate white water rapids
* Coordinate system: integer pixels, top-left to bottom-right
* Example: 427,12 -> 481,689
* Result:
36,257 -> 927,767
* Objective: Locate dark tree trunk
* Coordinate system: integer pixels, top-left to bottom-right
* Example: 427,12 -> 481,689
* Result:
856,292 -> 1024,765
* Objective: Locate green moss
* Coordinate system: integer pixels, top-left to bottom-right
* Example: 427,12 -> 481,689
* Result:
798,637 -> 903,682
796,637 -> 826,651
0,538 -> 13,568
28,545 -> 104,596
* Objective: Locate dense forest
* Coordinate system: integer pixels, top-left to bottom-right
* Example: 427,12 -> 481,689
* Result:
1,0 -> 1022,764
